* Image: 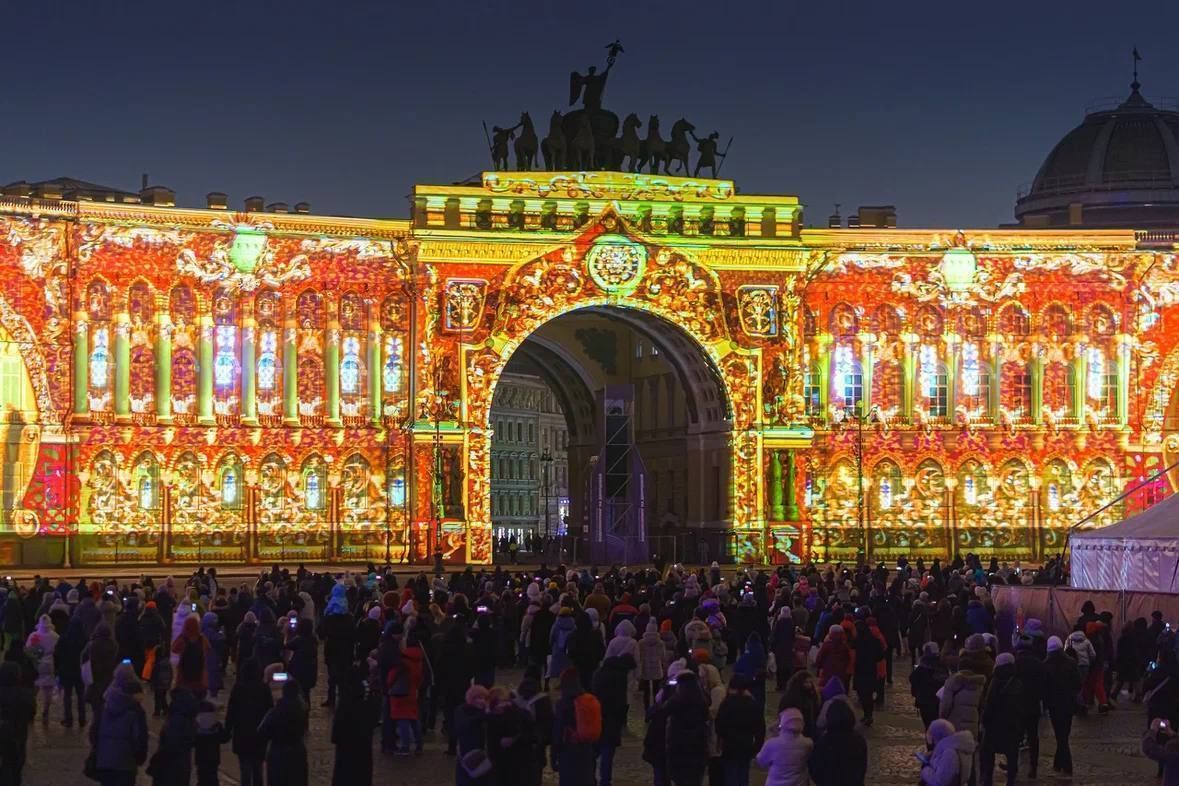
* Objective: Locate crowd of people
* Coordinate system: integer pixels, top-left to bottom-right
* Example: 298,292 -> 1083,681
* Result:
0,553 -> 1172,786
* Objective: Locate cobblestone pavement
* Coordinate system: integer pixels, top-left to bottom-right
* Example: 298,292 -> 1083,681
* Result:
22,659 -> 1158,785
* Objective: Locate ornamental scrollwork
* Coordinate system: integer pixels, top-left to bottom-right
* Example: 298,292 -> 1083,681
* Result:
737,286 -> 779,338
443,279 -> 488,331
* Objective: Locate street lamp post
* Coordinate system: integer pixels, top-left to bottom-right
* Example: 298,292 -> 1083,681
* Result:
851,399 -> 871,566
541,448 -> 553,540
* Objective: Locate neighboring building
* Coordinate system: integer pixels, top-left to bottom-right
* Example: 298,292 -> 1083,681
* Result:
1015,80 -> 1179,227
490,372 -> 569,545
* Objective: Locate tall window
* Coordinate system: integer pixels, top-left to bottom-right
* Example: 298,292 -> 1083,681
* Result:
212,288 -> 239,414
86,280 -> 112,411
339,293 -> 367,417
961,342 -> 989,412
258,331 -> 278,391
219,457 -> 243,509
128,282 -> 155,413
1012,371 -> 1032,417
380,296 -> 405,418
341,337 -> 361,394
255,290 -> 281,416
803,368 -> 822,416
301,456 -> 327,512
834,344 -> 862,411
920,344 -> 948,417
215,325 -> 236,388
169,286 -> 198,417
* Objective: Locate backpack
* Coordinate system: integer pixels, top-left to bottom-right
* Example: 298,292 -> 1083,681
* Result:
179,638 -> 203,680
570,693 -> 602,743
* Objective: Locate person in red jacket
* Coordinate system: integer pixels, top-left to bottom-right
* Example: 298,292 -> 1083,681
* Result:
815,625 -> 851,689
386,627 -> 427,756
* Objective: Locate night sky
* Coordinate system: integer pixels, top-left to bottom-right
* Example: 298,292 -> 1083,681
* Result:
6,1 -> 1177,228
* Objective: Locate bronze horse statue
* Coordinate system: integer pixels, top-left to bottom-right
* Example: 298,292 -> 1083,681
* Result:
541,110 -> 567,170
568,113 -> 596,170
665,119 -> 695,174
618,113 -> 643,172
513,112 -> 539,171
639,114 -> 666,174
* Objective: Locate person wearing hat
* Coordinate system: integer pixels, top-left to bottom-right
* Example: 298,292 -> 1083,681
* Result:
939,644 -> 985,740
1012,630 -> 1047,778
910,642 -> 947,730
979,652 -> 1024,786
1042,635 -> 1081,776
919,718 -> 976,786
90,662 -> 149,786
756,707 -> 812,786
716,674 -> 765,786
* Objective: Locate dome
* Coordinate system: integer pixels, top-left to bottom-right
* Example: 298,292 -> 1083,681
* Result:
1015,83 -> 1179,228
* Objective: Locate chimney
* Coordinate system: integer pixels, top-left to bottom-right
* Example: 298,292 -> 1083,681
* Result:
827,203 -> 842,229
244,195 -> 264,212
265,202 -> 289,213
293,201 -> 311,214
139,185 -> 176,207
205,192 -> 228,210
141,172 -> 149,191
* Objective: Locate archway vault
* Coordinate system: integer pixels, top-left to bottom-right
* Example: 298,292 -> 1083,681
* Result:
445,210 -> 802,563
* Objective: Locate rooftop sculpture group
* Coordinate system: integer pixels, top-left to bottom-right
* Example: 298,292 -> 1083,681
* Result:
486,42 -> 730,177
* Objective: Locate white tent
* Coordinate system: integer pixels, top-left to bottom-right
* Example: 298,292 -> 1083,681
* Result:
1070,492 -> 1179,592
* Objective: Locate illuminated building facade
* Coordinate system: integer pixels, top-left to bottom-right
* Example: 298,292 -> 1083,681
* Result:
1,165 -> 1179,568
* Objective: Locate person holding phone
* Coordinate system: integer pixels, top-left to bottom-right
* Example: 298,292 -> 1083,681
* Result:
918,719 -> 976,786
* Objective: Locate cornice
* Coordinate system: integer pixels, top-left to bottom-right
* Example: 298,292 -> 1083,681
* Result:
801,227 -> 1139,253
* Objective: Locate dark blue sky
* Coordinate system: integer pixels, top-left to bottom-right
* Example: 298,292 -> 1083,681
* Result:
6,1 -> 1176,227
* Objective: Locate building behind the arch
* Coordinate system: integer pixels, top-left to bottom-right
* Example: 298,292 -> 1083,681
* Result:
0,156 -> 1178,568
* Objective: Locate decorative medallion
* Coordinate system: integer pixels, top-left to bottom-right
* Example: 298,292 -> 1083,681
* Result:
585,234 -> 647,295
176,216 -> 310,293
443,279 -> 488,331
737,285 -> 779,337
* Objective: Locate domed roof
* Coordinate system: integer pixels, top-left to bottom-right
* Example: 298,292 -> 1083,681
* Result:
1015,82 -> 1179,228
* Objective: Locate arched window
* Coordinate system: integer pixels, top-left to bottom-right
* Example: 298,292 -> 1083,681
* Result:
829,303 -> 859,340
86,280 -> 112,410
339,293 -> 367,417
802,307 -> 817,340
387,469 -> 405,507
260,454 -> 285,514
998,304 -> 1030,337
133,453 -> 159,512
871,304 -> 902,337
301,456 -> 327,512
956,460 -> 989,508
1043,459 -> 1072,513
1043,304 -> 1072,339
382,336 -> 403,396
128,282 -> 155,414
874,460 -> 902,511
219,455 -> 243,510
296,291 -> 325,417
212,288 -> 238,397
341,336 -> 362,395
169,286 -> 198,417
961,341 -> 989,412
343,454 -> 370,511
255,290 -> 282,416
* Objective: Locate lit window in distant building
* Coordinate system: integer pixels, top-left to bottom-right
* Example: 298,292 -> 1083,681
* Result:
834,344 -> 862,409
258,330 -> 278,391
879,476 -> 893,510
383,336 -> 403,393
89,328 -> 111,389
214,325 -> 236,389
341,336 -> 361,394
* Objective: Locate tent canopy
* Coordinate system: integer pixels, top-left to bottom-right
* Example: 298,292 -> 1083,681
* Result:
1070,493 -> 1179,592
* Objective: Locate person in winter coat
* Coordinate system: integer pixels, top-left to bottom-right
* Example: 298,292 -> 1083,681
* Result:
938,659 -> 985,740
84,622 -> 119,720
331,665 -> 377,786
1042,635 -> 1081,776
284,617 -> 319,703
438,621 -> 475,756
318,584 -> 355,708
224,658 -> 272,786
551,668 -> 596,786
978,652 -> 1024,786
486,686 -> 537,786
809,696 -> 867,786
664,671 -> 712,786
258,679 -> 309,786
387,628 -> 426,755
756,707 -> 812,786
516,670 -> 553,786
55,615 -> 87,727
815,625 -> 852,689
90,663 -> 149,786
734,632 -> 768,711
567,611 -> 605,691
591,642 -> 637,786
716,674 -> 767,786
234,611 -> 258,666
637,621 -> 667,711
771,607 -> 796,692
252,609 -> 282,668
199,613 -> 225,699
0,661 -> 34,785
919,718 -> 976,786
171,614 -> 209,698
25,614 -> 58,722
778,669 -> 821,740
148,686 -> 198,786
1142,718 -> 1179,786
113,597 -> 145,675
852,618 -> 885,725
528,601 -> 556,673
454,683 -> 490,766
547,608 -> 577,684
1113,620 -> 1144,703
910,642 -> 947,729
194,698 -> 224,786
1012,636 -> 1046,778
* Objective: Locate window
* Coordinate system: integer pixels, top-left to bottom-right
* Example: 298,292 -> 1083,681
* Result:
214,325 -> 236,389
920,344 -> 948,417
528,423 -> 535,443
341,336 -> 361,394
1087,346 -> 1116,414
89,328 -> 111,389
804,369 -> 822,416
383,336 -> 403,393
1012,371 -> 1032,417
258,330 -> 278,391
388,473 -> 405,507
221,467 -> 239,508
834,344 -> 862,410
304,471 -> 322,510
961,342 -> 989,412
138,476 -> 154,510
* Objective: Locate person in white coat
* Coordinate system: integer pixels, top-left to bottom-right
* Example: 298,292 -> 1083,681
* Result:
920,718 -> 976,786
756,707 -> 813,786
25,615 -> 59,721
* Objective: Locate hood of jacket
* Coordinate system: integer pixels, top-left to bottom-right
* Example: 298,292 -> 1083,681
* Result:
940,729 -> 976,755
1068,630 -> 1089,645
102,688 -> 140,719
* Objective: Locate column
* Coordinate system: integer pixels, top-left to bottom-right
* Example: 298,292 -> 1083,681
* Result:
901,333 -> 918,420
73,313 -> 89,417
1031,348 -> 1044,425
858,333 -> 875,415
114,312 -> 131,419
1071,346 -> 1087,422
944,332 -> 959,419
816,334 -> 832,420
369,322 -> 383,426
769,451 -> 785,521
283,319 -> 299,425
1117,334 -> 1131,427
197,314 -> 215,425
326,323 -> 342,426
784,450 -> 800,521
987,335 -> 1002,421
155,304 -> 173,422
241,308 -> 257,425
